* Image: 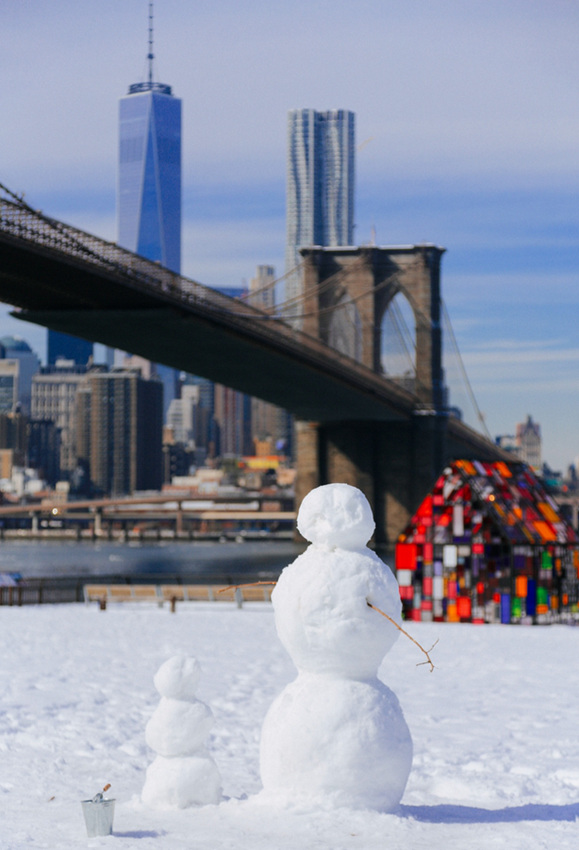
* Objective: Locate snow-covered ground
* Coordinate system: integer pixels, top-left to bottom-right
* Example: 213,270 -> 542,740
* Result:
1,602 -> 578,849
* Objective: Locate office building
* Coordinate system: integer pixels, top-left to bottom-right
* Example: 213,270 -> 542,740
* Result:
0,336 -> 41,415
166,384 -> 199,447
0,411 -> 27,470
31,363 -> 90,476
28,419 -> 61,486
249,265 -> 276,312
117,63 -> 181,270
117,11 -> 181,411
0,360 -> 19,413
285,109 -> 355,318
179,374 -> 218,462
251,397 -> 293,458
77,369 -> 163,496
213,384 -> 253,458
516,415 -> 542,471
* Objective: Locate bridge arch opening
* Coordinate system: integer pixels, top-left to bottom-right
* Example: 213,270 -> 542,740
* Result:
379,291 -> 416,391
327,293 -> 363,362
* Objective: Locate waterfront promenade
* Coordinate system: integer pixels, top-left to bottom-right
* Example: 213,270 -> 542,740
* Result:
0,538 -> 304,605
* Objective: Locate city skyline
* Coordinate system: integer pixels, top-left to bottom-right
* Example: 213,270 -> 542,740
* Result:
1,1 -> 578,470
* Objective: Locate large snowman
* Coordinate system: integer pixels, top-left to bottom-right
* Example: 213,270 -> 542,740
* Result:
259,483 -> 413,812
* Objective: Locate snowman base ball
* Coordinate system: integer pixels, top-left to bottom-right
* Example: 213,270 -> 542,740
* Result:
142,754 -> 221,809
260,674 -> 412,812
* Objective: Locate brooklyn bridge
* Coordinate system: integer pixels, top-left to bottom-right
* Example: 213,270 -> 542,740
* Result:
0,188 -> 509,544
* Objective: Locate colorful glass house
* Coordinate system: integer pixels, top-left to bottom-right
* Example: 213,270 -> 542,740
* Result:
396,460 -> 579,624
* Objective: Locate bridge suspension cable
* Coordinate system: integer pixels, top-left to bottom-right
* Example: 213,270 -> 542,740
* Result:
273,256 -> 423,324
380,294 -> 416,378
441,299 -> 491,440
240,253 -> 424,386
242,263 -> 298,310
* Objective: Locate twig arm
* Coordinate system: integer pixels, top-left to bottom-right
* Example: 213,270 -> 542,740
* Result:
218,580 -> 278,594
366,600 -> 438,672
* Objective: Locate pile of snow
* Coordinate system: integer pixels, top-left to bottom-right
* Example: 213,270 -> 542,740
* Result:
1,603 -> 579,848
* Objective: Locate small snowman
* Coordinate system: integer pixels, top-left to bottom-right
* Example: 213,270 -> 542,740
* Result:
259,483 -> 413,812
142,655 -> 222,809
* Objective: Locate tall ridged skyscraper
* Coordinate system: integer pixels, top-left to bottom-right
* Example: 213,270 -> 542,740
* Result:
117,6 -> 181,272
117,3 -> 181,412
285,109 -> 355,317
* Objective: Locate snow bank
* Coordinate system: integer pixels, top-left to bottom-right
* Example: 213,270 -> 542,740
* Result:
1,604 -> 579,848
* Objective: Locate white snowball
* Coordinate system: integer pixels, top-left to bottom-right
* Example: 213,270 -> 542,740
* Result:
141,755 -> 222,809
260,674 -> 412,812
145,697 -> 214,757
297,483 -> 375,550
153,655 -> 201,700
272,545 -> 402,678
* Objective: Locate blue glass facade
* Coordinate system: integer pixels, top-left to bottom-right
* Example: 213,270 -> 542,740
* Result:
118,80 -> 182,416
118,85 -> 181,274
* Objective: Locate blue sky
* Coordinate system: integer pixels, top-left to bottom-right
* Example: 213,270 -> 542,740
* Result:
1,0 -> 578,470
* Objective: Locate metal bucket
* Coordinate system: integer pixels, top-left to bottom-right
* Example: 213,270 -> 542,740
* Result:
81,798 -> 115,837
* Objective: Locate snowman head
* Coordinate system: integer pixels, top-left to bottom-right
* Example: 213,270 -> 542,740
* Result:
297,483 -> 375,550
153,655 -> 201,700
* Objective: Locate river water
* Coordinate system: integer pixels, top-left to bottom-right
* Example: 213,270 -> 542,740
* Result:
0,539 -> 305,584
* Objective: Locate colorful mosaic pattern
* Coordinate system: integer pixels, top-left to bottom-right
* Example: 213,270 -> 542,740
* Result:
396,460 -> 579,624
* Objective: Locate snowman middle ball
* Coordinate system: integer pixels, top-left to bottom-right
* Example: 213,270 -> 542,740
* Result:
272,545 -> 403,679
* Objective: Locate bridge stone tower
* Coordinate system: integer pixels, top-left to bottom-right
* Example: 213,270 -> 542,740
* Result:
296,244 -> 447,548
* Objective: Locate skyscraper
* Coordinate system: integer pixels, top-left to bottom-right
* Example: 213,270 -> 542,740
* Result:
117,19 -> 181,272
249,265 -> 276,312
285,109 -> 355,317
0,335 -> 41,414
117,5 -> 181,413
77,370 -> 163,496
31,362 -> 90,476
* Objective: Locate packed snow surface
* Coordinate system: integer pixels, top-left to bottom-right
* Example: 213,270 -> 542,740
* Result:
1,604 -> 579,849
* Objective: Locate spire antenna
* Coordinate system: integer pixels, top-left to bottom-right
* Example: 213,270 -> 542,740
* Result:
128,0 -> 172,94
147,1 -> 154,85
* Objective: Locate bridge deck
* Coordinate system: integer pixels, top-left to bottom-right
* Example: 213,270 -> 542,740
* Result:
0,194 -> 508,458
0,196 -> 419,422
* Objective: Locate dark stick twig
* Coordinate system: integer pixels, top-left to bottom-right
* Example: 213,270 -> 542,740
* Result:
217,580 -> 278,594
367,600 -> 438,672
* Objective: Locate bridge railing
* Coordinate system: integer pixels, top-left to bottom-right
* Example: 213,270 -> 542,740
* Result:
0,196 -> 427,411
0,197 -> 269,312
